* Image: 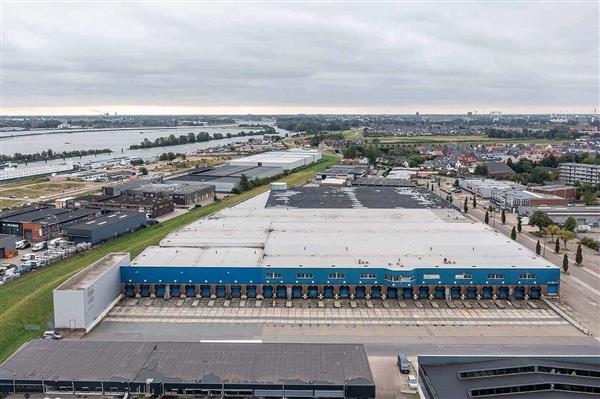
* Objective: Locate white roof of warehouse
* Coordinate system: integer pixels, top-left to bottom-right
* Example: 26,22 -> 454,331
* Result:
131,191 -> 555,271
227,150 -> 321,165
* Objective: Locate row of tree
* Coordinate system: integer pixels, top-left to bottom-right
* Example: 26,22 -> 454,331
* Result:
129,127 -> 276,150
1,148 -> 112,164
485,127 -> 577,140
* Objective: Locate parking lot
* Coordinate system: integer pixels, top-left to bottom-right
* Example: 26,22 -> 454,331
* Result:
106,297 -> 566,327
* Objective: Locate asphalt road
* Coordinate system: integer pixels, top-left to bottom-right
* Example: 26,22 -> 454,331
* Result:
433,182 -> 600,337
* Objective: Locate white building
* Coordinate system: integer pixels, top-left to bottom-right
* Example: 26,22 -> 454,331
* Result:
53,253 -> 129,331
227,150 -> 322,171
559,163 -> 600,185
0,162 -> 74,182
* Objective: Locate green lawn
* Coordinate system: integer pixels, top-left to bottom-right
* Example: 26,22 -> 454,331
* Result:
0,154 -> 338,362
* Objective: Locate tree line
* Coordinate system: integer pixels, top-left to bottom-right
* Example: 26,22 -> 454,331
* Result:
485,127 -> 577,140
1,148 -> 112,164
129,126 -> 276,150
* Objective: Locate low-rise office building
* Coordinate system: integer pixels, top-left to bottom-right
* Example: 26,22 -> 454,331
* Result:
459,177 -> 523,198
318,165 -> 369,181
418,355 -> 600,399
491,189 -> 567,211
126,183 -> 214,206
0,162 -> 74,182
519,205 -> 600,229
89,196 -> 173,218
62,212 -> 146,244
560,162 -> 600,185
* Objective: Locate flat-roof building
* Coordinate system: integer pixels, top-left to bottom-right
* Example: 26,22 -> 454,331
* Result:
227,150 -> 322,171
418,355 -> 600,398
0,234 -> 16,259
126,183 -> 214,205
169,165 -> 283,193
519,206 -> 600,228
491,189 -> 567,211
0,206 -> 99,241
459,178 -> 523,198
62,211 -> 146,244
528,184 -> 578,201
88,196 -> 173,218
121,185 -> 559,301
0,340 -> 375,399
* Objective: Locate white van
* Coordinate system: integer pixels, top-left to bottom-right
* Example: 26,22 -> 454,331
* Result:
20,253 -> 37,262
32,241 -> 47,252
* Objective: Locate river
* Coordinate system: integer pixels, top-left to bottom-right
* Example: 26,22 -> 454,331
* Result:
0,123 -> 289,167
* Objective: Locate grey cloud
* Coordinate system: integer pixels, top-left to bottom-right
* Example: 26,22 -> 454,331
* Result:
2,2 -> 598,113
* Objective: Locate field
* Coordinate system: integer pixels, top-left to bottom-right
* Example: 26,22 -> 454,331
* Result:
0,179 -> 90,199
365,135 -> 569,146
0,154 -> 338,362
0,199 -> 24,209
342,127 -> 365,140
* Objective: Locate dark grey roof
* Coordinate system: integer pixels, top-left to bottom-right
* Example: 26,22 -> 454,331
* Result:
266,186 -> 453,209
485,161 -> 514,175
0,340 -> 373,386
0,207 -> 97,225
353,177 -> 415,187
171,165 -> 282,181
419,356 -> 600,399
62,211 -> 144,232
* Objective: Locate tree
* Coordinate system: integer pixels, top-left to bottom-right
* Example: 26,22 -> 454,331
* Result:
501,209 -> 506,224
575,244 -> 583,265
547,224 -> 561,241
449,195 -> 453,203
472,196 -> 477,208
511,226 -> 517,240
536,240 -> 541,255
474,163 -> 488,176
364,146 -> 380,165
517,216 -> 522,233
528,210 -> 553,231
562,254 -> 569,274
484,211 -> 489,224
139,167 -> 148,175
559,229 -> 575,249
563,216 -> 577,232
342,146 -> 357,159
582,191 -> 597,206
555,237 -> 560,254
453,179 -> 459,188
239,174 -> 251,192
463,197 -> 468,213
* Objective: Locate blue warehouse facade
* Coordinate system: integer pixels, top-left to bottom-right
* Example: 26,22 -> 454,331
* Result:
121,265 -> 559,300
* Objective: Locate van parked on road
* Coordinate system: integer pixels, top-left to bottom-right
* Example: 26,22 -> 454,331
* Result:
15,240 -> 30,250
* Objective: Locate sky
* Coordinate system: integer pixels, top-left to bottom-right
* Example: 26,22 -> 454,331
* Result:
1,1 -> 599,116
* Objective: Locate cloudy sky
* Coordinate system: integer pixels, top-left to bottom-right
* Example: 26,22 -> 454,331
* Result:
2,1 -> 598,115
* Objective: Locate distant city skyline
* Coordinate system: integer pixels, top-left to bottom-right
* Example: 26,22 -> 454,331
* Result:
2,2 -> 598,116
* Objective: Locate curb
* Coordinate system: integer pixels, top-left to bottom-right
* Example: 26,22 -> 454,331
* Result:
542,297 -> 591,336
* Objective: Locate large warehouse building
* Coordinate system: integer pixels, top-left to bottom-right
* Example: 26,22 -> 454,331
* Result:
118,185 -> 559,301
227,150 -> 322,171
0,340 -> 375,399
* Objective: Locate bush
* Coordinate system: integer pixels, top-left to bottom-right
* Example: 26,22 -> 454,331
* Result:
580,237 -> 599,251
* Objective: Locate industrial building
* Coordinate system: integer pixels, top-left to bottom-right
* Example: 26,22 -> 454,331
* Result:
0,206 -> 99,241
0,340 -> 375,399
560,162 -> 600,185
528,184 -> 578,201
459,177 -> 523,198
227,150 -> 322,171
318,165 -> 369,181
0,162 -> 74,182
102,176 -> 162,196
169,165 -> 283,193
53,253 -> 129,330
490,189 -> 566,211
126,183 -> 215,206
88,195 -> 173,218
418,355 -> 600,398
62,212 -> 146,244
118,185 -> 559,301
519,206 -> 600,229
485,161 -> 515,178
0,234 -> 16,259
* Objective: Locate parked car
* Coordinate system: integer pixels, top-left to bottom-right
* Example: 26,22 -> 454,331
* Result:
20,253 -> 37,262
32,241 -> 47,252
15,240 -> 30,250
146,219 -> 160,226
48,237 -> 63,247
397,353 -> 410,374
43,330 -> 63,340
408,375 -> 418,390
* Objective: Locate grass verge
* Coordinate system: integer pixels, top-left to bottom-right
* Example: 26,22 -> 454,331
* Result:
0,154 -> 338,362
